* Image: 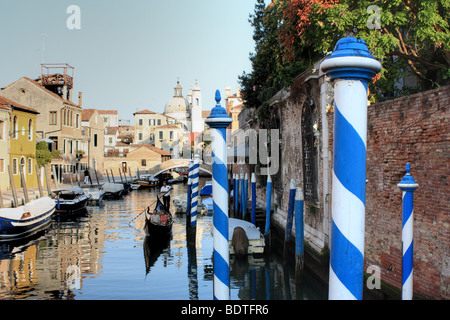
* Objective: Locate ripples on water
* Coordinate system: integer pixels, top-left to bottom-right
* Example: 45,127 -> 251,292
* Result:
0,180 -> 327,300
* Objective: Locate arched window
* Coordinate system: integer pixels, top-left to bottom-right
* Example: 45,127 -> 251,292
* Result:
28,119 -> 33,141
13,116 -> 18,139
302,100 -> 319,203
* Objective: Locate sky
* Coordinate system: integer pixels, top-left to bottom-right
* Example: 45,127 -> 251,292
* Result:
0,0 -> 270,123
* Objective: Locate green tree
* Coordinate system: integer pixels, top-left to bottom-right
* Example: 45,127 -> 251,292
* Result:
281,0 -> 450,98
35,141 -> 60,167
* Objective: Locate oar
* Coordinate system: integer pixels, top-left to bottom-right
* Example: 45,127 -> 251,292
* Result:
129,199 -> 158,225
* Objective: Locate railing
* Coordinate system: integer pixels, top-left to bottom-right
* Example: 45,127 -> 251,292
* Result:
104,151 -> 128,158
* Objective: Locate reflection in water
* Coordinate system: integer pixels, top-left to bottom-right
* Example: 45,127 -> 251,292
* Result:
143,234 -> 171,275
0,179 -> 327,300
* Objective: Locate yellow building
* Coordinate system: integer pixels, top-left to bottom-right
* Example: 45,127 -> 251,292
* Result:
0,96 -> 40,189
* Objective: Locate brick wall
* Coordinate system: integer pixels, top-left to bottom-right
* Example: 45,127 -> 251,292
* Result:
363,85 -> 450,299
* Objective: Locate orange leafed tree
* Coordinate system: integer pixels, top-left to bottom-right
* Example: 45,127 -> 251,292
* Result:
279,0 -> 339,61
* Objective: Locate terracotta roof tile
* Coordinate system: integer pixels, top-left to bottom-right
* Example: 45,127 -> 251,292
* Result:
0,96 -> 39,114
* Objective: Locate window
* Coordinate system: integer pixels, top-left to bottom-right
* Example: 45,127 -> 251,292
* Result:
12,158 -> 18,175
63,139 -> 66,154
76,114 -> 80,128
169,131 -> 174,140
50,111 -> 57,125
63,109 -> 66,125
28,158 -> 32,174
13,116 -> 18,139
0,120 -> 4,140
28,119 -> 33,141
94,134 -> 98,147
0,159 -> 4,173
109,137 -> 113,144
141,159 -> 146,167
158,131 -> 163,140
302,100 -> 319,203
150,119 -> 155,126
196,98 -> 199,106
138,119 -> 143,126
150,133 -> 154,141
70,110 -> 73,126
138,133 -> 143,140
157,119 -> 161,126
20,157 -> 25,174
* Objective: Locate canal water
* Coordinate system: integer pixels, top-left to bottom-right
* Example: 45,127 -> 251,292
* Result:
0,178 -> 327,300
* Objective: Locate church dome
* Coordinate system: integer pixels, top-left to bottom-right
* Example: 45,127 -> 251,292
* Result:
164,81 -> 190,114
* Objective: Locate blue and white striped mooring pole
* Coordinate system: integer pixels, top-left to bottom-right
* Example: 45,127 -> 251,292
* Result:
295,186 -> 305,279
244,173 -> 249,219
186,159 -> 193,219
397,163 -> 419,300
251,173 -> 256,225
265,175 -> 272,235
205,89 -> 232,300
320,37 -> 382,300
190,154 -> 200,227
235,173 -> 240,216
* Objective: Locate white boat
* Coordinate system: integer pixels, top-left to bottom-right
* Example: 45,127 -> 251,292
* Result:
0,197 -> 56,240
228,218 -> 265,255
84,187 -> 106,205
131,184 -> 141,190
103,182 -> 124,199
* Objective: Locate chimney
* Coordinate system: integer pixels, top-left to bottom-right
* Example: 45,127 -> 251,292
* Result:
78,92 -> 83,107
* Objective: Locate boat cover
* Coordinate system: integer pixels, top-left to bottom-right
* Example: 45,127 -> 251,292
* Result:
228,218 -> 263,241
103,183 -> 124,192
0,197 -> 56,220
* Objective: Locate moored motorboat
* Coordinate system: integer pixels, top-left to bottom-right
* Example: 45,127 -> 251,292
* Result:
144,197 -> 173,236
83,187 -> 106,206
137,174 -> 159,188
53,187 -> 91,213
103,182 -> 124,199
0,197 -> 56,240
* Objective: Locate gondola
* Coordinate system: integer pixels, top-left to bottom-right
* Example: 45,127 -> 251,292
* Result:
144,197 -> 173,236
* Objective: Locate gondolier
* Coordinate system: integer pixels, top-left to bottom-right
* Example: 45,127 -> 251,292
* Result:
160,181 -> 172,210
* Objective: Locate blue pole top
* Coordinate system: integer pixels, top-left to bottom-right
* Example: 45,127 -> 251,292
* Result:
205,90 -> 232,128
320,37 -> 382,81
398,163 -> 419,191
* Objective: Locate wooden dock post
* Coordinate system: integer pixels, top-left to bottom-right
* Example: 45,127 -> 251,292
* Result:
35,164 -> 44,197
105,170 -> 111,183
19,164 -> 29,204
44,164 -> 52,195
0,188 -> 4,208
51,165 -> 59,190
119,168 -> 124,183
110,169 -> 116,183
8,165 -> 18,208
